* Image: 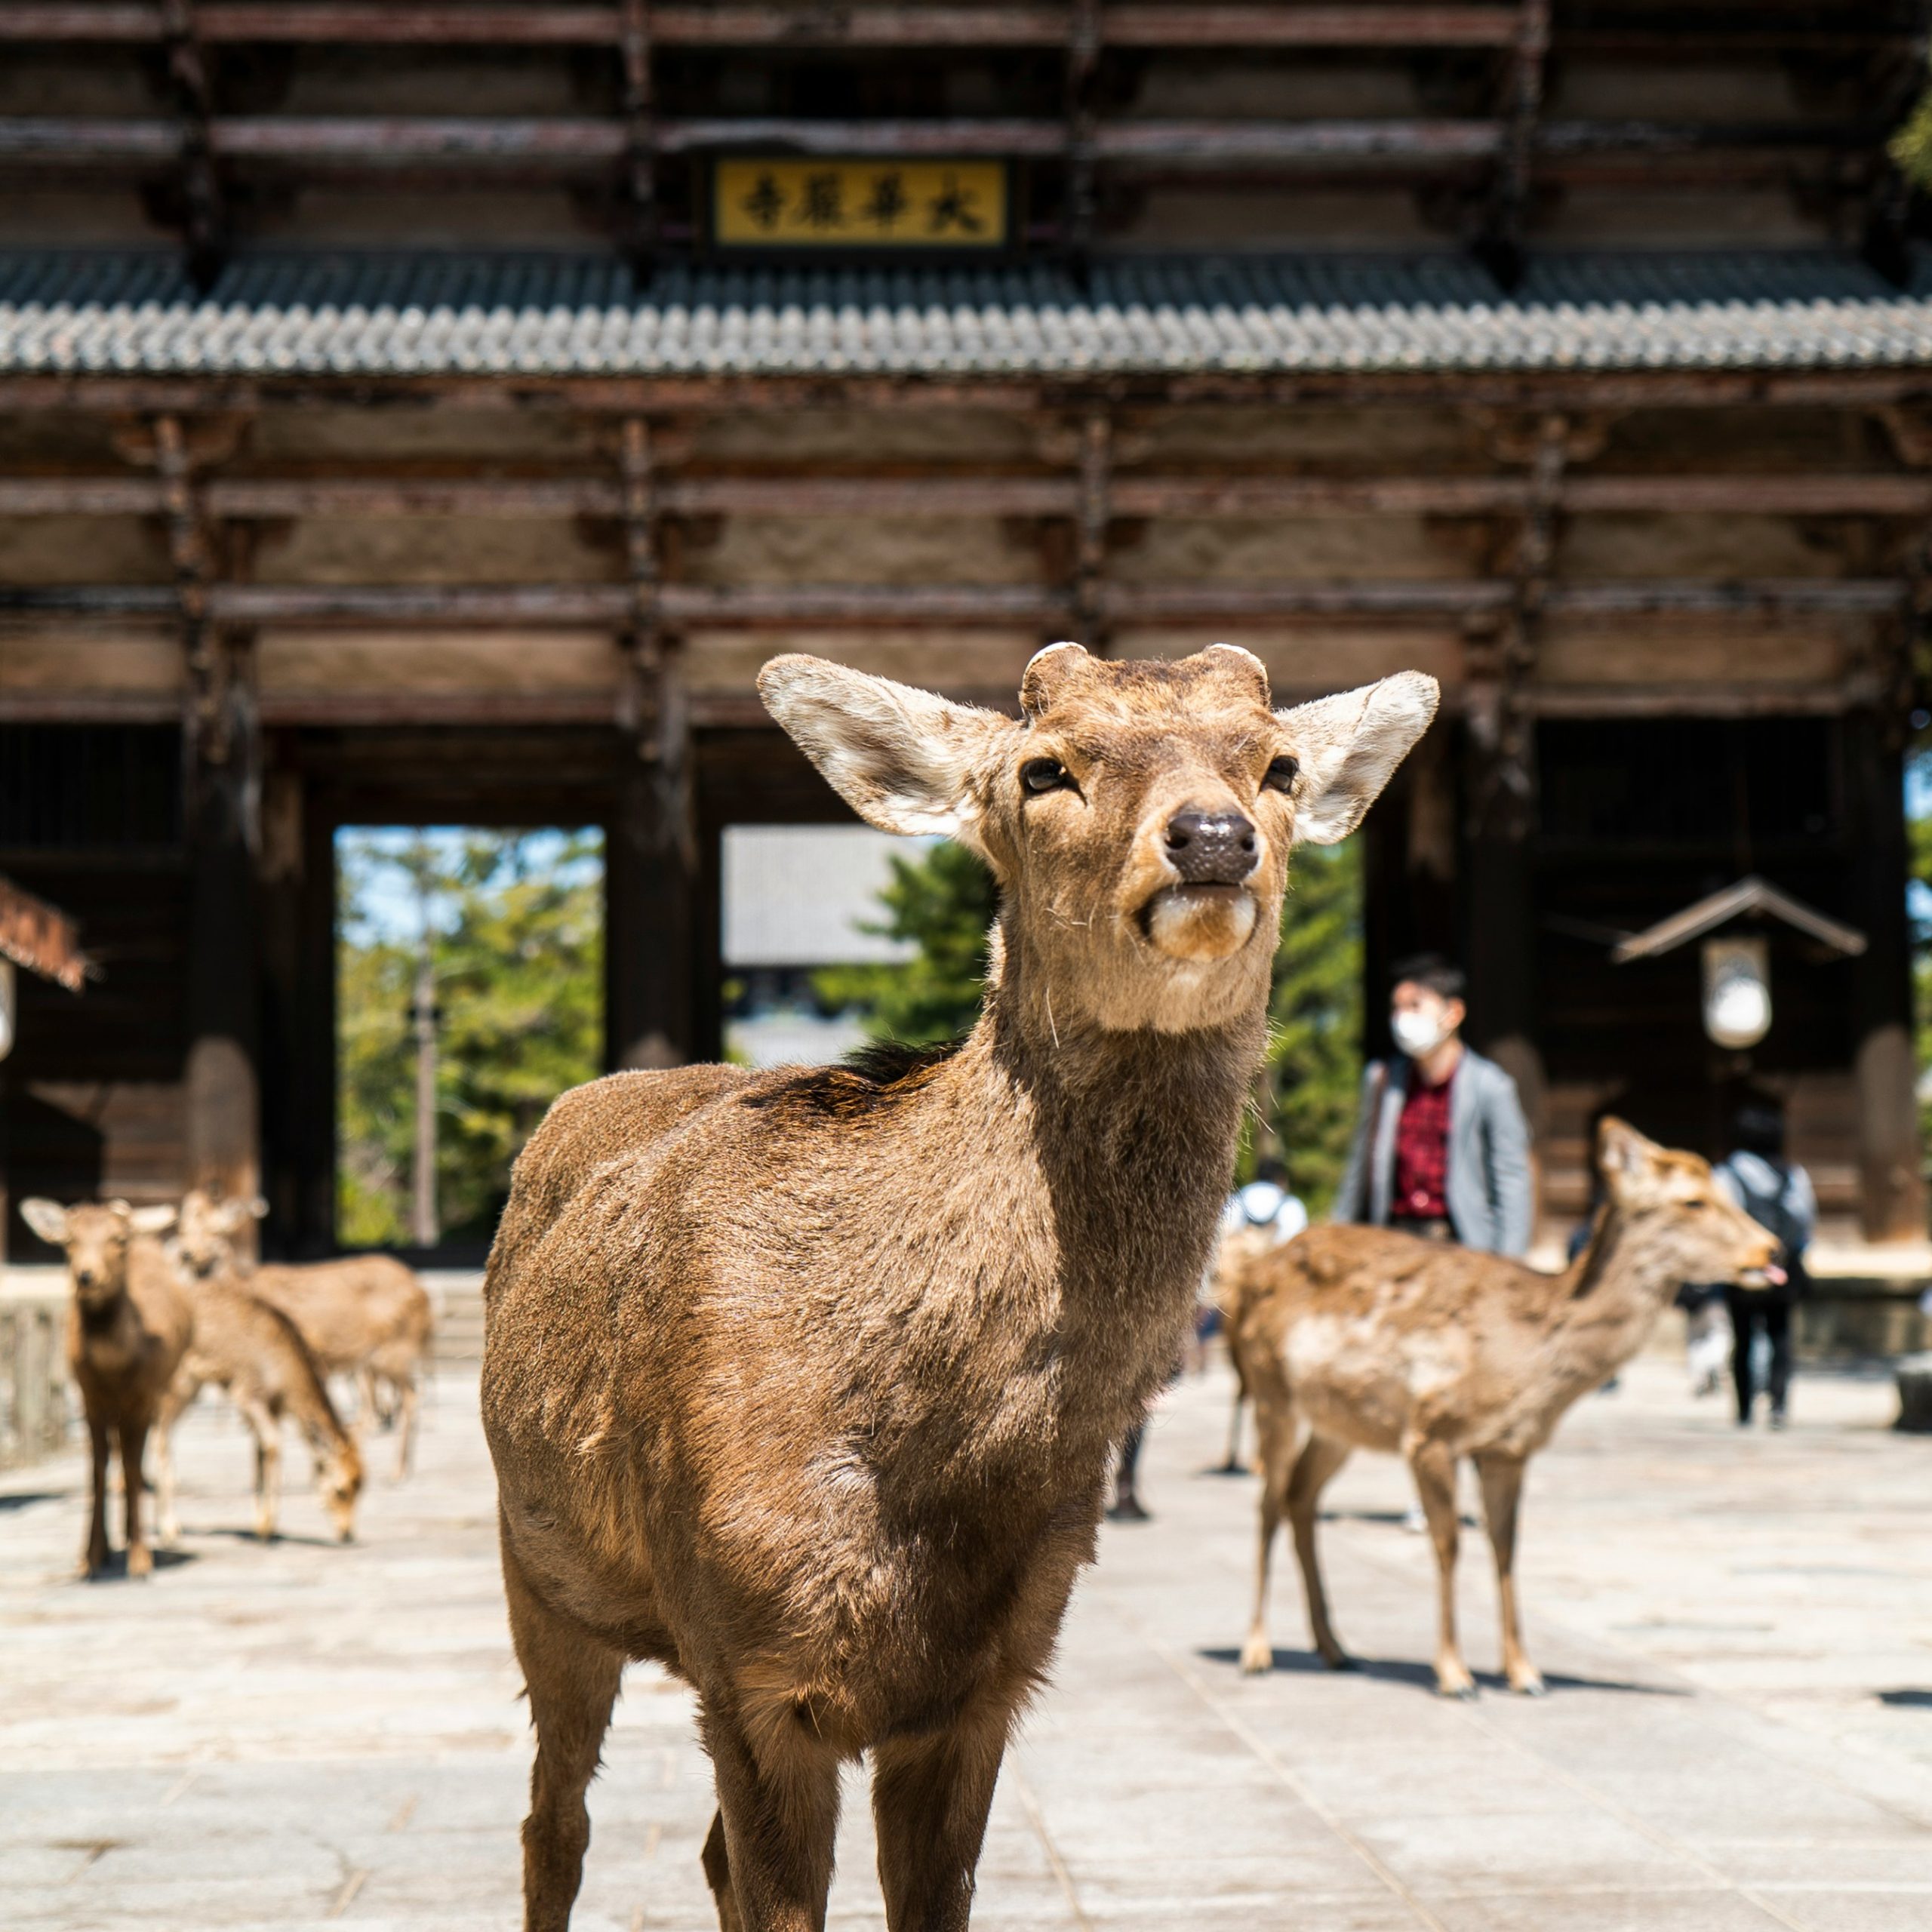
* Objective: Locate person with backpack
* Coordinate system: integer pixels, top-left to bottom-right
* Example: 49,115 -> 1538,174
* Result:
1713,1098 -> 1814,1429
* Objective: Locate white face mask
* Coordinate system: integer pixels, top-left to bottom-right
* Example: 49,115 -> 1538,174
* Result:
1391,1006 -> 1446,1059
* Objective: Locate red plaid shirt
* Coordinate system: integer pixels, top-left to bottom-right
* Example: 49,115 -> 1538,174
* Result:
1392,1065 -> 1455,1221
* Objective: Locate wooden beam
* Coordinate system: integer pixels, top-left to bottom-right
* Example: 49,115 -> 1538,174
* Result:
2,112 -> 1879,171
0,5 -> 1543,48
0,577 -> 1909,626
18,469 -> 1932,522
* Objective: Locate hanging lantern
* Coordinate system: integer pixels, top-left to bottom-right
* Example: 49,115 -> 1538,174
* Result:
1701,935 -> 1770,1049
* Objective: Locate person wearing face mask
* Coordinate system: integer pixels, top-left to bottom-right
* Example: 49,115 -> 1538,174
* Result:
1333,953 -> 1534,1257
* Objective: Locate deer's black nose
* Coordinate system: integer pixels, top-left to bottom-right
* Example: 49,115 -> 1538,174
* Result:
1165,809 -> 1257,884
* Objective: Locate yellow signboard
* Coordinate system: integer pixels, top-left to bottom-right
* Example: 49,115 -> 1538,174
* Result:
714,158 -> 1008,249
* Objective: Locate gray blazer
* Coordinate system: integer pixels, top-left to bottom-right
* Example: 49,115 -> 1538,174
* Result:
1332,1047 -> 1534,1257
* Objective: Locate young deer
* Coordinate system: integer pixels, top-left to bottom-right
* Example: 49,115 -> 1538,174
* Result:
151,1203 -> 364,1544
20,1196 -> 190,1579
482,643 -> 1435,1932
175,1189 -> 432,1477
1229,1118 -> 1780,1698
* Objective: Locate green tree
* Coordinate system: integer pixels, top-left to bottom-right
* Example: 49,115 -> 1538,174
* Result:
1254,838 -> 1363,1216
817,833 -> 1363,1211
337,829 -> 604,1247
814,838 -> 997,1044
1894,82 -> 1932,187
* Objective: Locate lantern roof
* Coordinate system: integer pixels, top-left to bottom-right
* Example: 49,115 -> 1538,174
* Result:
1611,876 -> 1866,966
0,875 -> 90,992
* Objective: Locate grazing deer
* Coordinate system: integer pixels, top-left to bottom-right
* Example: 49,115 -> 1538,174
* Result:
20,1196 -> 189,1580
482,643 -> 1436,1932
150,1218 -> 364,1545
174,1189 -> 433,1476
1229,1118 -> 1780,1698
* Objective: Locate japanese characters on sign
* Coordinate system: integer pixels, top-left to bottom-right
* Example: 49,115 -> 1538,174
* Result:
713,159 -> 1008,250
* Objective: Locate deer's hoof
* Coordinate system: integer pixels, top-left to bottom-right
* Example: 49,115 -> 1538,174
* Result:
1321,1650 -> 1358,1674
126,1545 -> 153,1580
1510,1671 -> 1547,1698
1238,1636 -> 1274,1675
1435,1669 -> 1478,1700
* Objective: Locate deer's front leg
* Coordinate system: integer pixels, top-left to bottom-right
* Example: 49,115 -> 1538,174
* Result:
81,1413 -> 111,1578
700,1695 -> 840,1932
871,1697 -> 1011,1932
118,1420 -> 152,1579
1408,1441 -> 1473,1699
1475,1451 -> 1543,1695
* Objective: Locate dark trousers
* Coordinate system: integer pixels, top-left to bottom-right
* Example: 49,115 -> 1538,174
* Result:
1725,1289 -> 1792,1420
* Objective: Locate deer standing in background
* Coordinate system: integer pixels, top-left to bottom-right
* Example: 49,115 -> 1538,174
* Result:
174,1189 -> 432,1477
1229,1118 -> 1780,1698
20,1196 -> 189,1579
482,643 -> 1435,1932
149,1213 -> 364,1545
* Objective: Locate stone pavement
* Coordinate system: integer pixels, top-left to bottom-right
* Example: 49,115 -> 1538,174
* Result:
5,1355 -> 1932,1931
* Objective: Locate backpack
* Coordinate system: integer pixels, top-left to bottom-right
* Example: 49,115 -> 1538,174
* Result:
1722,1154 -> 1810,1294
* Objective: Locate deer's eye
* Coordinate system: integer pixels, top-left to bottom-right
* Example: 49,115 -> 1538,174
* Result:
1263,755 -> 1300,793
1022,758 -> 1071,795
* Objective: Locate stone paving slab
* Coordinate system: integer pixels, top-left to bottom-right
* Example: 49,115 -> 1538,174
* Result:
4,1353 -> 1931,1929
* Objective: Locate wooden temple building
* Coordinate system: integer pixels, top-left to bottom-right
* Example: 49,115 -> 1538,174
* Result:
2,2 -> 1930,1259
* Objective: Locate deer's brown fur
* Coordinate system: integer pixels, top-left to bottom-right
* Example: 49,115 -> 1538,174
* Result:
20,1196 -> 189,1580
1229,1118 -> 1780,1697
152,1250 -> 364,1546
173,1190 -> 435,1476
481,643 -> 1435,1932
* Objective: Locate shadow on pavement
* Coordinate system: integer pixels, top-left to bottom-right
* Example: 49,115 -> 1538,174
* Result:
1195,1646 -> 1684,1697
1878,1689 -> 1932,1708
0,1491 -> 65,1512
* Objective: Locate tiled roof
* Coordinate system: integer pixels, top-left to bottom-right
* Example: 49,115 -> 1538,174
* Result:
2,250 -> 1930,378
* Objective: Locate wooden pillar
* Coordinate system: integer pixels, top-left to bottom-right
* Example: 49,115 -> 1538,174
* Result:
183,640 -> 261,1246
606,750 -> 697,1072
1844,710 -> 1924,1241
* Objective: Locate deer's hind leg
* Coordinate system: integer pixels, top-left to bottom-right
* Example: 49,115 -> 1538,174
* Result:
1287,1432 -> 1354,1670
1410,1440 -> 1475,1699
1475,1451 -> 1543,1695
239,1395 -> 281,1540
1239,1371 -> 1299,1674
503,1537 -> 623,1932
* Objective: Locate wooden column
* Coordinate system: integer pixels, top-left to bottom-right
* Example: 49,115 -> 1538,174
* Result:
183,648 -> 262,1237
606,415 -> 699,1071
1844,709 -> 1925,1241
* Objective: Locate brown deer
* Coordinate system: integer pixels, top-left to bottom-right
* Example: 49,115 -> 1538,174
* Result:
149,1217 -> 364,1545
19,1195 -> 190,1579
1229,1117 -> 1780,1699
174,1189 -> 433,1476
481,643 -> 1436,1932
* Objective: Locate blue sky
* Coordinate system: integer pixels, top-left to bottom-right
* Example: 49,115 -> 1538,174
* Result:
337,826 -> 603,946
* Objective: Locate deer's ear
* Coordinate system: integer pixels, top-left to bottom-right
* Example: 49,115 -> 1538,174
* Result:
1276,671 -> 1439,846
20,1197 -> 69,1244
758,655 -> 1017,839
129,1203 -> 178,1235
211,1196 -> 260,1236
1596,1117 -> 1663,1200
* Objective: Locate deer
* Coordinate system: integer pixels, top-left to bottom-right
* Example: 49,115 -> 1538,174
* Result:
481,641 -> 1436,1932
174,1188 -> 432,1477
19,1195 -> 191,1580
1228,1116 -> 1780,1700
149,1199 -> 364,1545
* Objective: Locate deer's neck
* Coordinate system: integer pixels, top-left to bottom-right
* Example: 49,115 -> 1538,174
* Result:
1545,1206 -> 1686,1392
967,932 -> 1264,1383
